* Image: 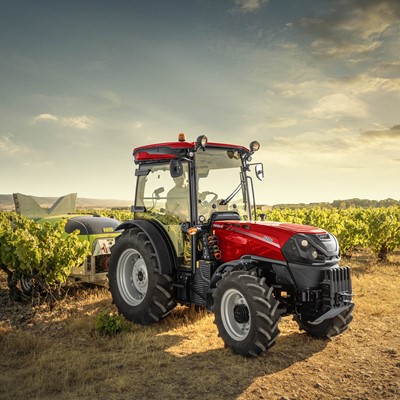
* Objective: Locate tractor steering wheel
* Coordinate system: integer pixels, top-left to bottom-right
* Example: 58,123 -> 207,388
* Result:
199,191 -> 218,207
198,192 -> 220,216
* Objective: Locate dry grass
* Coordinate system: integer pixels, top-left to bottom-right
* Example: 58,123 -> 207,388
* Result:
1,254 -> 399,400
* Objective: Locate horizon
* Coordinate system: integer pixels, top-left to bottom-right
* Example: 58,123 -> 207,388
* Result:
1,0 -> 399,204
1,193 -> 398,208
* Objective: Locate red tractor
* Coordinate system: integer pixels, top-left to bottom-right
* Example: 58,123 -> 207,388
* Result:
108,134 -> 354,356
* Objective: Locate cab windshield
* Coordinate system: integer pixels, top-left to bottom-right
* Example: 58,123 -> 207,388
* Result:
195,148 -> 248,222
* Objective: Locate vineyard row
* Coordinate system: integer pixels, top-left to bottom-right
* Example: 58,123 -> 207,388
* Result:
1,206 -> 399,280
100,206 -> 400,261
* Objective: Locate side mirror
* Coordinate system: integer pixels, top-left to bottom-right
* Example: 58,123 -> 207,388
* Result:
255,163 -> 264,181
170,159 -> 183,178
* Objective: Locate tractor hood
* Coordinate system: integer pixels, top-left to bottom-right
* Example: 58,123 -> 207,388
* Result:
211,220 -> 337,264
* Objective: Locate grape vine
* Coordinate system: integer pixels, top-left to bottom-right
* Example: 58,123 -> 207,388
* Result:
1,205 -> 398,302
0,212 -> 90,300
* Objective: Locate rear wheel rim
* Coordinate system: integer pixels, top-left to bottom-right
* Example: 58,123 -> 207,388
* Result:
220,288 -> 251,341
117,248 -> 148,306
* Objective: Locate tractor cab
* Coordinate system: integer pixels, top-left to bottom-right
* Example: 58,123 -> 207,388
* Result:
131,134 -> 262,269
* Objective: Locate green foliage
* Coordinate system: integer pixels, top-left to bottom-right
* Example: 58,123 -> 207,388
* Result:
94,310 -> 130,336
366,207 -> 400,261
1,203 -> 399,301
0,212 -> 90,296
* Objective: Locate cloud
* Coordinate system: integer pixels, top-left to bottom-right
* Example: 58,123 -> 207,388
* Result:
306,94 -> 368,119
33,113 -> 58,123
294,0 -> 400,58
310,39 -> 381,58
273,80 -> 318,98
375,61 -> 400,75
0,134 -> 26,155
341,73 -> 400,93
268,131 -> 355,155
265,118 -> 298,128
61,115 -> 95,129
33,113 -> 96,129
361,125 -> 400,140
267,124 -> 400,161
273,72 -> 400,99
233,0 -> 268,13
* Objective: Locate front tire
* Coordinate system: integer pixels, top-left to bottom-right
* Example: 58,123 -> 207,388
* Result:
108,228 -> 176,324
212,270 -> 281,357
295,306 -> 354,338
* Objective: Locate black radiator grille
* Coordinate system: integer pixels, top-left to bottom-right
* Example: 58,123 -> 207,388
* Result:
327,266 -> 353,306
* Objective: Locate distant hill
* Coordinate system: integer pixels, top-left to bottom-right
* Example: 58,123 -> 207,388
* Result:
273,198 -> 400,209
0,194 -> 132,211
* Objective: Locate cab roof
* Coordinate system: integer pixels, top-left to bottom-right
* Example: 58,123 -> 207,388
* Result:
133,140 -> 249,163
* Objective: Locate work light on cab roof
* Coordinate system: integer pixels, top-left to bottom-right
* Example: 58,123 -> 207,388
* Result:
196,134 -> 208,150
109,133 -> 354,357
250,140 -> 260,152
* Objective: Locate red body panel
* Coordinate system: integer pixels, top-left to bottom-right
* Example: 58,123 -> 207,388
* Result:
135,151 -> 176,161
212,220 -> 327,263
134,141 -> 195,152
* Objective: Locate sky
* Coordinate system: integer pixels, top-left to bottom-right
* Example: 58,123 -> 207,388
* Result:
0,0 -> 399,205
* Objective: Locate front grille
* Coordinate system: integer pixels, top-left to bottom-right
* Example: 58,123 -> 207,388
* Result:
324,266 -> 353,307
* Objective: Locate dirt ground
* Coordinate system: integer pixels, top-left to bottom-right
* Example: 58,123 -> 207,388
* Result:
0,254 -> 399,400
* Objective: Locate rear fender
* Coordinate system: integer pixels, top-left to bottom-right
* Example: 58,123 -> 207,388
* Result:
115,220 -> 177,275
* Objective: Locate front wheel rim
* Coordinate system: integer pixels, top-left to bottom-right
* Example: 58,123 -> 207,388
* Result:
220,288 -> 251,341
117,248 -> 149,306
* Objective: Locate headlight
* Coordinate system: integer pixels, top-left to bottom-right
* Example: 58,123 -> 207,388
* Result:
310,249 -> 318,260
282,234 -> 327,264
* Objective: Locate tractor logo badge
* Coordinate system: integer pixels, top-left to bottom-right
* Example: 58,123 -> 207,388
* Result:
213,224 -> 224,229
263,236 -> 274,243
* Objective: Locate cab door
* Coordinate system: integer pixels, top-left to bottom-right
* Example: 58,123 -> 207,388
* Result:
134,161 -> 192,268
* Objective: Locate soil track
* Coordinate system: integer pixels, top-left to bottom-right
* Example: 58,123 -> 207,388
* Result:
0,255 -> 399,400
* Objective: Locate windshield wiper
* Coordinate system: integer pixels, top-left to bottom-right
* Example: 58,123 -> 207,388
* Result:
219,183 -> 242,206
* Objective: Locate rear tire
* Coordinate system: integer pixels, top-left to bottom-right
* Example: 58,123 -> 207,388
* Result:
295,306 -> 354,338
108,228 -> 176,324
212,270 -> 281,357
